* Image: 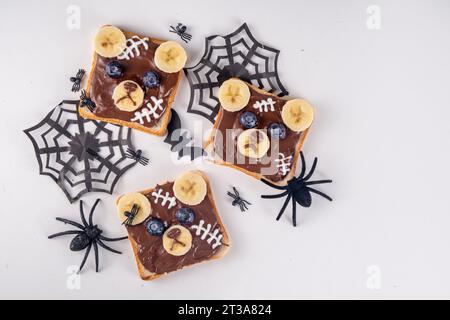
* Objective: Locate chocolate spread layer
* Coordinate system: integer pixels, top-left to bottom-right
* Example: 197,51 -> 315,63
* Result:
213,87 -> 306,182
88,31 -> 180,128
126,182 -> 227,275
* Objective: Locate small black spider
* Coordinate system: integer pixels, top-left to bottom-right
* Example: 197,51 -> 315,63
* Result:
261,152 -> 332,227
48,199 -> 128,272
70,69 -> 85,92
125,148 -> 149,166
79,90 -> 96,112
169,23 -> 192,43
122,203 -> 139,226
227,187 -> 251,212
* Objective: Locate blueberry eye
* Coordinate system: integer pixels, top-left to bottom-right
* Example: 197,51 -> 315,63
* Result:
239,111 -> 258,129
105,61 -> 124,79
175,207 -> 195,224
145,217 -> 166,236
268,122 -> 287,140
143,71 -> 160,88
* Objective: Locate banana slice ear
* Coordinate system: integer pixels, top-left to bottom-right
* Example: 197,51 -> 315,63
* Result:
218,79 -> 251,112
112,80 -> 145,112
173,172 -> 207,205
154,41 -> 187,73
117,192 -> 152,225
94,25 -> 127,58
281,99 -> 314,132
237,129 -> 270,159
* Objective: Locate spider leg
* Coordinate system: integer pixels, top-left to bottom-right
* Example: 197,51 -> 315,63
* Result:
93,241 -> 99,272
78,243 -> 92,273
299,151 -> 306,178
304,157 -> 318,181
99,235 -> 128,242
55,218 -> 84,230
261,190 -> 289,199
48,230 -> 82,239
276,194 -> 292,221
97,239 -> 122,254
292,196 -> 297,227
307,187 -> 333,201
88,199 -> 101,226
261,178 -> 289,190
79,200 -> 88,227
305,179 -> 332,186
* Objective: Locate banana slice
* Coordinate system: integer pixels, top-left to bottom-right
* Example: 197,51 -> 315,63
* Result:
154,41 -> 187,73
117,192 -> 152,226
94,25 -> 126,58
237,129 -> 270,159
173,172 -> 207,205
281,99 -> 314,132
162,225 -> 192,256
218,79 -> 251,112
112,80 -> 145,112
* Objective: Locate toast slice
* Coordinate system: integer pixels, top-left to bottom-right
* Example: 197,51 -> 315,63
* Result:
116,171 -> 229,280
204,79 -> 312,185
79,25 -> 184,136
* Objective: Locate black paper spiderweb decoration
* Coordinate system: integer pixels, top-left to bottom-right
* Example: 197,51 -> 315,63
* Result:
184,23 -> 289,122
24,100 -> 137,203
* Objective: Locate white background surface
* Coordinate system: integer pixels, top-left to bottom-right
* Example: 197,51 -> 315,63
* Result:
1,0 -> 450,299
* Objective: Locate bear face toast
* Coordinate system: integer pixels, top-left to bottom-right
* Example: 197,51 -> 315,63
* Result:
116,171 -> 229,280
79,25 -> 187,136
205,78 -> 314,185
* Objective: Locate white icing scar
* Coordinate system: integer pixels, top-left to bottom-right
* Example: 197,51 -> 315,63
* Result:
253,98 -> 276,112
275,152 -> 293,176
130,96 -> 164,125
118,36 -> 149,60
191,220 -> 223,249
151,188 -> 177,209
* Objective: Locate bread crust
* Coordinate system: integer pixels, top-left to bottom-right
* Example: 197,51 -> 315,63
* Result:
79,31 -> 183,136
204,81 -> 311,186
116,170 -> 230,280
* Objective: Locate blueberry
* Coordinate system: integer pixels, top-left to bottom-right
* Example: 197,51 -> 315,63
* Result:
175,207 -> 195,225
239,111 -> 258,129
145,217 -> 166,236
105,60 -> 123,79
268,123 -> 287,140
142,71 -> 160,88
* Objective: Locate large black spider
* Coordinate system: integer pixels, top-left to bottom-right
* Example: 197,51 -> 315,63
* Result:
48,199 -> 128,272
261,152 -> 332,227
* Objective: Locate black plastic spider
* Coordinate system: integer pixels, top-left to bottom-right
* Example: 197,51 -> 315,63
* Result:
227,187 -> 251,212
125,148 -> 149,166
79,90 -> 96,112
122,203 -> 139,226
48,199 -> 128,272
169,23 -> 192,43
261,152 -> 332,226
70,69 -> 85,92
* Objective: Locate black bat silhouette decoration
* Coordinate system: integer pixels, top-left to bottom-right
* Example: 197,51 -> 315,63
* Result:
164,110 -> 206,160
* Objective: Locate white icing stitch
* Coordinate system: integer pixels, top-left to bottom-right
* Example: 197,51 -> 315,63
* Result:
151,189 -> 177,209
130,96 -> 164,125
253,98 -> 276,112
275,152 -> 293,175
118,36 -> 149,60
191,220 -> 223,249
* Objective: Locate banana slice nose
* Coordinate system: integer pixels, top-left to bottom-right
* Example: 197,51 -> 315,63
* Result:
237,129 -> 270,159
162,225 -> 193,256
173,171 -> 207,205
281,99 -> 314,132
112,80 -> 145,112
